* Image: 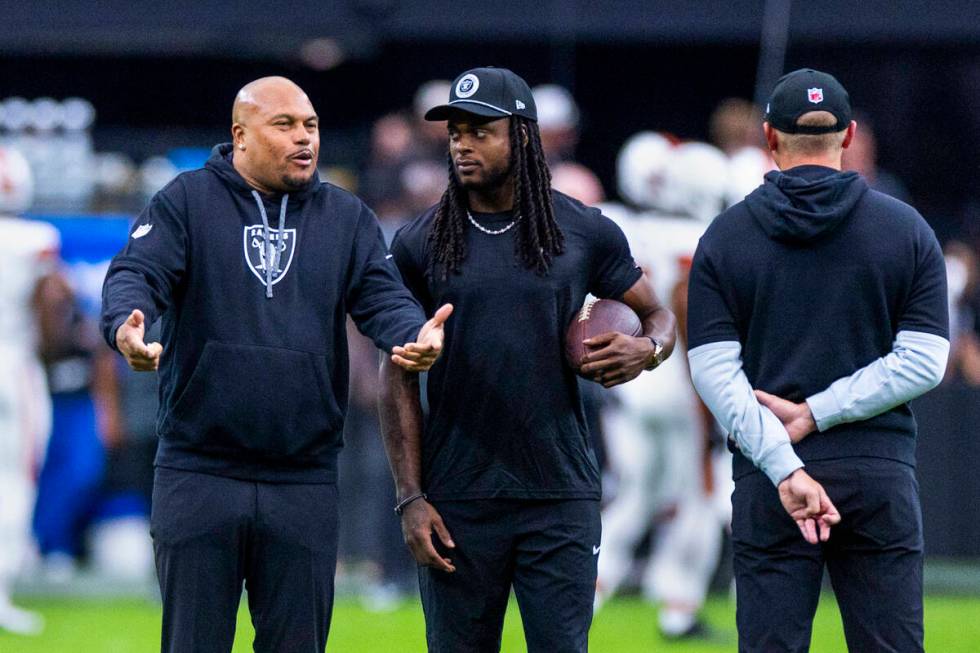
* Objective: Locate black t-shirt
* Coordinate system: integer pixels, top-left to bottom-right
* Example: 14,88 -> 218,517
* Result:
390,191 -> 642,500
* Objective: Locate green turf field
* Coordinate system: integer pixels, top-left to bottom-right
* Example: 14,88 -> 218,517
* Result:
2,594 -> 979,652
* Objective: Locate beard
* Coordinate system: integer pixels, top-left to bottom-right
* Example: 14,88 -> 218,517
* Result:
280,169 -> 314,190
454,159 -> 512,193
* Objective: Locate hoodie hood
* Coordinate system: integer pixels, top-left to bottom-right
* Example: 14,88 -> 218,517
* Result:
744,165 -> 868,243
204,143 -> 321,201
204,143 -> 322,299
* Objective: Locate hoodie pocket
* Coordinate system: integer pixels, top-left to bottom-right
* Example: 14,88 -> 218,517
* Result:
168,342 -> 342,460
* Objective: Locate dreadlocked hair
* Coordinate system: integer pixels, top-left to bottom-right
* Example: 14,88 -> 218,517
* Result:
428,116 -> 564,279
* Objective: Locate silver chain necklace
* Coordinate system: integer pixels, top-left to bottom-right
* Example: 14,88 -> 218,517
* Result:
467,210 -> 521,235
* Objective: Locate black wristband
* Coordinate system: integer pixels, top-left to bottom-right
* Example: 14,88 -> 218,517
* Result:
394,492 -> 427,515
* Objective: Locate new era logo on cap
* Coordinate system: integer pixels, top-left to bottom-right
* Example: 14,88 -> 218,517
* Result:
808,87 -> 824,104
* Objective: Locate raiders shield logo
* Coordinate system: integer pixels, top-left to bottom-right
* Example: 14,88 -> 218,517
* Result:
455,73 -> 480,99
243,225 -> 297,286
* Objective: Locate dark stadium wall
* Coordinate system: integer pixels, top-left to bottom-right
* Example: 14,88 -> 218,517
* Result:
9,1 -> 980,55
914,384 -> 980,558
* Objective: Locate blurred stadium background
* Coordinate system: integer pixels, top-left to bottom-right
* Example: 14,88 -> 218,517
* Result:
3,1 -> 980,650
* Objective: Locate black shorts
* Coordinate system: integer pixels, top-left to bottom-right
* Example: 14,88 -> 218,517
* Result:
732,458 -> 923,653
150,467 -> 339,653
418,498 -> 601,653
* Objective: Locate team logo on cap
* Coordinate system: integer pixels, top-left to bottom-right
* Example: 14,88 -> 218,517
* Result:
456,74 -> 480,98
807,88 -> 824,104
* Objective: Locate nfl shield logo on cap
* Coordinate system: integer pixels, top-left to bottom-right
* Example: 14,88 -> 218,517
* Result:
766,69 -> 851,134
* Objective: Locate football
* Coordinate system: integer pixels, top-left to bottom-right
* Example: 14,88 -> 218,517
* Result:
564,298 -> 643,375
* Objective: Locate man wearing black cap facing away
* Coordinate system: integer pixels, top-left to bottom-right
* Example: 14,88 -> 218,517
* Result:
687,68 -> 949,651
379,67 -> 677,652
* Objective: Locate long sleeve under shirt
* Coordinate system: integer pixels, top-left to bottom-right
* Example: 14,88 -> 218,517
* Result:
100,144 -> 426,483
687,165 -> 949,485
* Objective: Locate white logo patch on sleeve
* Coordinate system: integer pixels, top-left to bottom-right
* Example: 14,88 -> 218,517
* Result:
131,224 -> 153,239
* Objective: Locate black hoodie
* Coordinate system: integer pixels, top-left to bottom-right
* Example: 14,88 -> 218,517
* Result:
745,165 -> 867,243
689,165 -> 947,477
102,144 -> 426,483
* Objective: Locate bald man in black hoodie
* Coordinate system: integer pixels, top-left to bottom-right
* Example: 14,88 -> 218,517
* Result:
688,70 -> 948,652
102,77 -> 451,652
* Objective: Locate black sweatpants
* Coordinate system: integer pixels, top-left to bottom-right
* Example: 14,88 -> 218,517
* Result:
150,467 -> 339,653
419,498 -> 601,653
732,459 -> 923,653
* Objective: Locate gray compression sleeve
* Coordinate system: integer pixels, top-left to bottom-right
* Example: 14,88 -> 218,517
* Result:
806,330 -> 949,432
688,341 -> 804,486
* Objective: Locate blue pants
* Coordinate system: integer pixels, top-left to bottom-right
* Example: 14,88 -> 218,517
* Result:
151,467 -> 339,653
33,391 -> 105,556
732,459 -> 923,653
419,498 -> 601,653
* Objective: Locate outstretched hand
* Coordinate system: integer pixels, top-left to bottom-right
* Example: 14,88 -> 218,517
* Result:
115,309 -> 163,372
754,390 -> 816,443
392,304 -> 453,372
778,468 -> 841,544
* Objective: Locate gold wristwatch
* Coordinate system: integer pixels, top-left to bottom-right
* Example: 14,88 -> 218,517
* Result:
645,337 -> 665,370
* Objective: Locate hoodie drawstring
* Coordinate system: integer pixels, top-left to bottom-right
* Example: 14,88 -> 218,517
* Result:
250,191 -> 289,298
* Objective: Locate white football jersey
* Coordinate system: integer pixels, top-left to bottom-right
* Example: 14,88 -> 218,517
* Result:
0,216 -> 60,351
598,206 -> 707,415
608,208 -> 706,301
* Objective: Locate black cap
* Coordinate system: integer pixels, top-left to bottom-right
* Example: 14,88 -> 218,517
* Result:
765,68 -> 852,135
424,67 -> 537,122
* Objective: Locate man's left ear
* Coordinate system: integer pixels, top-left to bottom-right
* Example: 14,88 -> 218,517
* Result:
841,120 -> 857,149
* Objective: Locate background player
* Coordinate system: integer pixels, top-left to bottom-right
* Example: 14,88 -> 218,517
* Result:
595,135 -> 733,638
0,146 -> 62,635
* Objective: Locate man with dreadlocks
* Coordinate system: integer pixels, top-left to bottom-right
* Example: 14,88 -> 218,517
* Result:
380,67 -> 677,652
